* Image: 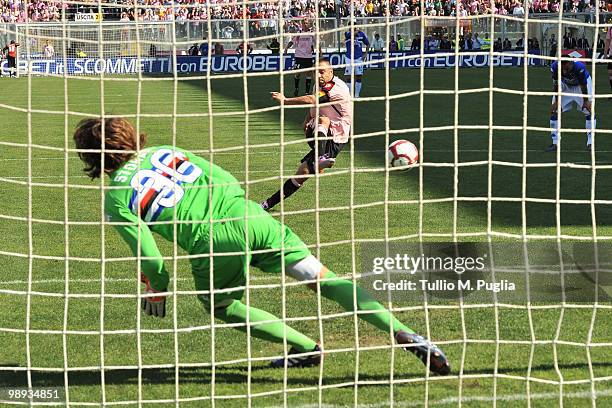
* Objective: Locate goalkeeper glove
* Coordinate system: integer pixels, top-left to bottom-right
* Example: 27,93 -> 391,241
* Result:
140,273 -> 167,318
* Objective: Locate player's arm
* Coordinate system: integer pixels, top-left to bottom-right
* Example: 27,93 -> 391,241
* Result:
270,92 -> 315,105
578,66 -> 591,111
284,40 -> 294,54
107,201 -> 169,317
551,65 -> 560,111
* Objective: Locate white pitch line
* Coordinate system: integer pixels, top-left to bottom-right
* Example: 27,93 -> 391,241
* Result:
266,388 -> 612,408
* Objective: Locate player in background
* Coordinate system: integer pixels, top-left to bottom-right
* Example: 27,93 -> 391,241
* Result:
285,22 -> 316,96
73,117 -> 450,374
547,59 -> 596,152
604,26 -> 612,95
261,60 -> 352,211
344,27 -> 369,98
2,40 -> 19,78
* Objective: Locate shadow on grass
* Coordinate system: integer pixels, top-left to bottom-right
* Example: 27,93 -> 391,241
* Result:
163,67 -> 612,228
2,361 -> 611,388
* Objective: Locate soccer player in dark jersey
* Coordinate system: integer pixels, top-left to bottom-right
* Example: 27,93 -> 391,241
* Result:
73,117 -> 450,374
344,29 -> 370,98
547,59 -> 595,152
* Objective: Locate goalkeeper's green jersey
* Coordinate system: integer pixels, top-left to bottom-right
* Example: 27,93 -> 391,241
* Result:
104,145 -> 245,291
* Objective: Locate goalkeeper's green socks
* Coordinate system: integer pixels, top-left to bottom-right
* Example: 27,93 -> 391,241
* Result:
213,300 -> 317,353
318,270 -> 414,335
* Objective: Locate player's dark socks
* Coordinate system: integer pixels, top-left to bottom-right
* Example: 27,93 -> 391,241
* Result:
294,77 -> 300,96
263,179 -> 302,210
609,78 -> 612,89
305,78 -> 312,94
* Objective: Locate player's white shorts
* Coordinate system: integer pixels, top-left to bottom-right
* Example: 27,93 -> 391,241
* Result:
344,56 -> 364,76
552,76 -> 593,114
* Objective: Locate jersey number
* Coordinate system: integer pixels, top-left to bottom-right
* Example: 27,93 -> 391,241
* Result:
129,148 -> 202,221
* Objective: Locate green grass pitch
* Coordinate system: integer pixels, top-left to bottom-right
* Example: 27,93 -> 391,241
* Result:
0,66 -> 611,407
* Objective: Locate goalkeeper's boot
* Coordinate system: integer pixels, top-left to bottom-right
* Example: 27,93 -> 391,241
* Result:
270,343 -> 322,368
545,144 -> 558,152
396,331 -> 450,375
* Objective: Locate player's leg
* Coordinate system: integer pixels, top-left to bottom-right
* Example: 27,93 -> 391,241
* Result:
191,219 -> 318,358
354,59 -> 364,97
293,59 -> 302,97
293,72 -> 301,97
547,89 -> 571,152
344,56 -> 352,95
354,74 -> 363,98
304,58 -> 313,94
251,212 -> 450,374
584,77 -> 596,150
608,62 -> 612,94
261,116 -> 333,211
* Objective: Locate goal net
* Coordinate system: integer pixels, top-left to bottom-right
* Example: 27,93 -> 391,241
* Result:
1,2 -> 611,407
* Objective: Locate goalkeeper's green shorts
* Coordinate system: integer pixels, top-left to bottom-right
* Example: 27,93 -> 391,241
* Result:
190,199 -> 310,308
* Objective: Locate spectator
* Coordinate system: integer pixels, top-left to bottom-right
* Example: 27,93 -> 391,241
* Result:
516,37 -> 524,50
577,35 -> 590,50
411,35 -> 420,51
389,36 -> 398,52
43,41 -> 54,58
199,37 -> 209,56
549,34 -> 558,58
503,38 -> 512,50
214,42 -> 225,55
465,33 -> 473,50
439,35 -> 451,50
188,43 -> 199,56
371,33 -> 384,51
472,33 -> 483,50
494,38 -> 503,52
236,41 -> 253,55
513,1 -> 525,14
267,38 -> 280,55
397,34 -> 405,51
563,32 -> 577,49
148,43 -> 157,57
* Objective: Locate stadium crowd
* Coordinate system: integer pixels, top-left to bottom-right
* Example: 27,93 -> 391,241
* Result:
0,0 -> 611,23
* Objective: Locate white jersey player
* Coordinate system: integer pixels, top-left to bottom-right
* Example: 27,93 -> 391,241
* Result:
285,24 -> 315,96
262,60 -> 353,210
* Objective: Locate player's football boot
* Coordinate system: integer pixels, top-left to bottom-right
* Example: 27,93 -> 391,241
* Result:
317,154 -> 336,171
260,200 -> 271,212
270,343 -> 322,368
396,331 -> 451,375
545,144 -> 558,152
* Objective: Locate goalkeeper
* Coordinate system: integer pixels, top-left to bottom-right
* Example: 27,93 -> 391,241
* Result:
74,117 -> 450,375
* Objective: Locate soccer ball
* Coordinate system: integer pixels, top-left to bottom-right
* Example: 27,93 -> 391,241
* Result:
387,139 -> 419,168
